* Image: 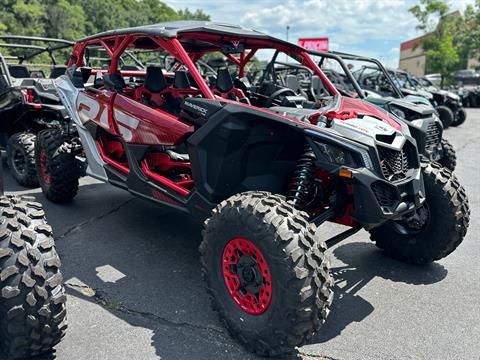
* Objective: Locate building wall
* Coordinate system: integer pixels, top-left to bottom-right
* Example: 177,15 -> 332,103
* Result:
399,54 -> 426,76
399,34 -> 429,76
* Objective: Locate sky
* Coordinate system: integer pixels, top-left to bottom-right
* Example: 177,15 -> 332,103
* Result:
167,0 -> 475,67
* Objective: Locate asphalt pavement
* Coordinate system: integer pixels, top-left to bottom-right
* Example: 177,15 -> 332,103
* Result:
4,109 -> 479,360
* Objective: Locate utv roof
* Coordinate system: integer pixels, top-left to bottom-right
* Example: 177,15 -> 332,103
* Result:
78,20 -> 298,48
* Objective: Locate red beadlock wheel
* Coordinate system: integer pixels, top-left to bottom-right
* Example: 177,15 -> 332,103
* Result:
39,150 -> 51,185
222,237 -> 272,315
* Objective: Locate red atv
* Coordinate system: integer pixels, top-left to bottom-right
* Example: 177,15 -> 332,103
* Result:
36,21 -> 469,356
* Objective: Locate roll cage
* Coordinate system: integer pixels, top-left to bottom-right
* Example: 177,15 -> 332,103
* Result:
67,30 -> 339,103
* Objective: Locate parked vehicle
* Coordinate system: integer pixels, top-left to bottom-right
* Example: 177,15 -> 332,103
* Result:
310,50 -> 457,171
0,36 -> 72,186
411,75 -> 466,127
390,69 -> 464,128
0,154 -> 67,359
37,21 -> 469,356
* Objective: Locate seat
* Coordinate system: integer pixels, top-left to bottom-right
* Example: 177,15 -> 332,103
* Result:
285,74 -> 308,98
311,75 -> 328,99
135,66 -> 184,115
213,68 -> 249,103
134,66 -> 168,105
8,65 -> 30,78
50,65 -> 67,78
173,70 -> 190,89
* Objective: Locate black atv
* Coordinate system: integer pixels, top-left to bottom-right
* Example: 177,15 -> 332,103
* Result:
0,153 -> 67,359
0,36 -> 72,187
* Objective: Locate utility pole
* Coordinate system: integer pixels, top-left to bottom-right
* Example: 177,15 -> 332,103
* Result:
286,25 -> 290,62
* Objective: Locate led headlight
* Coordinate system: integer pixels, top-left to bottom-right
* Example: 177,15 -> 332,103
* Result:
314,141 -> 373,170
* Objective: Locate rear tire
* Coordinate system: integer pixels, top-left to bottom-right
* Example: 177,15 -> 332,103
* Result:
200,191 -> 333,356
35,129 -> 79,203
438,138 -> 457,171
452,108 -> 466,127
0,195 -> 67,359
370,161 -> 469,264
6,133 -> 38,187
436,105 -> 454,128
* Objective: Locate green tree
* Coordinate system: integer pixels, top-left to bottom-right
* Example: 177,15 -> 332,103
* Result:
409,0 -> 459,86
455,0 -> 480,69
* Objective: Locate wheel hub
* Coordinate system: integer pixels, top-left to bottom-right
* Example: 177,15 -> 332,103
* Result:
222,237 -> 272,315
12,149 -> 26,175
39,150 -> 51,185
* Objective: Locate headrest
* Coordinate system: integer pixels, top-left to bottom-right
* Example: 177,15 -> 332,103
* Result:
145,66 -> 167,93
103,73 -> 125,92
173,70 -> 190,89
286,74 -> 300,92
8,65 -> 30,78
50,65 -> 67,78
216,68 -> 234,93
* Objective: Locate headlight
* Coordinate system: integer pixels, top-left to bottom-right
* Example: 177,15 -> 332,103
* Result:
314,141 -> 374,170
316,142 -> 355,167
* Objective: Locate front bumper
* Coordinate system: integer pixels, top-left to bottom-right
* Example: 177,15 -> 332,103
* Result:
348,167 -> 425,230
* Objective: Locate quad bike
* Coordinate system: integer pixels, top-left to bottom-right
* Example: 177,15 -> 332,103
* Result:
310,50 -> 457,171
0,36 -> 72,187
36,21 -> 469,357
0,153 -> 67,358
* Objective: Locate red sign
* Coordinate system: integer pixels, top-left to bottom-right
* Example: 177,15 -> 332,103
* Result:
298,38 -> 329,51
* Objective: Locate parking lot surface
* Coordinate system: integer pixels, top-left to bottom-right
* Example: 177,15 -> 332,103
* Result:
5,109 -> 479,360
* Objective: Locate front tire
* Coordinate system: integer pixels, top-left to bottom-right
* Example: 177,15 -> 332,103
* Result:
370,161 -> 470,264
436,105 -> 454,128
35,129 -> 79,203
6,132 -> 38,187
0,195 -> 67,359
438,138 -> 457,171
200,192 -> 333,356
452,108 -> 467,127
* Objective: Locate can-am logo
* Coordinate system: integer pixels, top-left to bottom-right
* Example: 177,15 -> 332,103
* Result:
184,101 -> 207,115
231,40 -> 240,48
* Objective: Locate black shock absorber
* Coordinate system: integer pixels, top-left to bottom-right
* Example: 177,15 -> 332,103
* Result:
287,144 -> 317,209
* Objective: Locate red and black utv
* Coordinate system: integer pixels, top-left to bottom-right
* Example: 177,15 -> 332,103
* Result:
36,21 -> 469,356
0,36 -> 72,187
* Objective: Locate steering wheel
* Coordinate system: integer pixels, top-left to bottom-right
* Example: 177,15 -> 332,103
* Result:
264,88 -> 297,107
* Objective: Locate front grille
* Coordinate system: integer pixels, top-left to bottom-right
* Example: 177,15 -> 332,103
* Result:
371,182 -> 399,208
377,146 -> 410,182
425,121 -> 441,149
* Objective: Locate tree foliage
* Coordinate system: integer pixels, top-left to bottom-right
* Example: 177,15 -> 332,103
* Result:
0,0 -> 210,39
408,0 -> 480,85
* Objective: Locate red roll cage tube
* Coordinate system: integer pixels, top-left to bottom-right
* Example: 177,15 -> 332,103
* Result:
67,32 -> 339,98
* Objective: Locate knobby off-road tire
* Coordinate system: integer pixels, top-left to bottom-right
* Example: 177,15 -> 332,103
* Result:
7,133 -> 39,187
0,195 -> 67,359
370,161 -> 470,264
200,191 -> 333,356
452,108 -> 467,127
35,129 -> 79,203
436,105 -> 454,128
438,138 -> 457,171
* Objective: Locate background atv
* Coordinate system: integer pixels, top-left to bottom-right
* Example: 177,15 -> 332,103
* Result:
309,50 -> 457,171
0,36 -> 72,187
384,68 -> 464,128
0,153 -> 67,359
39,21 -> 469,357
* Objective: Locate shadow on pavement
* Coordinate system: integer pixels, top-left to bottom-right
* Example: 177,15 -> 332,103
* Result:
314,241 -> 448,344
1,166 -> 449,359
